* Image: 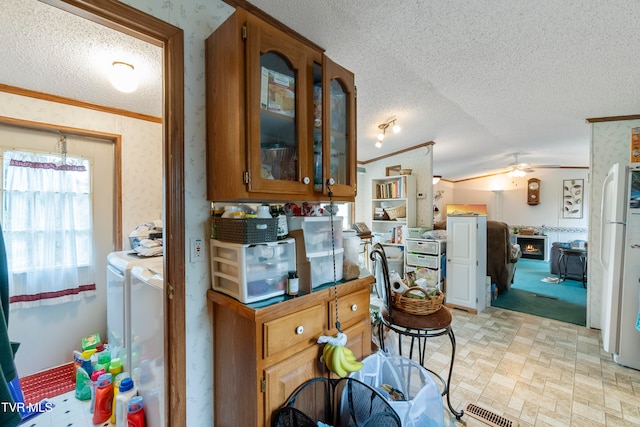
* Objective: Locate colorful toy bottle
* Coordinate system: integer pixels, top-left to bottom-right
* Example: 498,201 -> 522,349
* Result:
95,351 -> 111,373
111,372 -> 130,424
115,377 -> 138,427
89,369 -> 105,413
74,366 -> 91,401
92,373 -> 114,425
126,396 -> 146,427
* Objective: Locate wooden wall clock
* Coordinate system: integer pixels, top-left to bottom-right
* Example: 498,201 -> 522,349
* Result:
527,178 -> 540,205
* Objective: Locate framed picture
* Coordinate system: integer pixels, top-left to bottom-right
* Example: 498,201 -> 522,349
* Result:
562,179 -> 583,218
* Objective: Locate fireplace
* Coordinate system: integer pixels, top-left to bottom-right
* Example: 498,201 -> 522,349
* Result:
516,236 -> 547,260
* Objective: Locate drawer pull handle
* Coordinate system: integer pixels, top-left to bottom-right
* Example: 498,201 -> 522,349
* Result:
351,304 -> 358,312
295,326 -> 304,335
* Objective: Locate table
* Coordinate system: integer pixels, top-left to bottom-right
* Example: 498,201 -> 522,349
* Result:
558,247 -> 587,287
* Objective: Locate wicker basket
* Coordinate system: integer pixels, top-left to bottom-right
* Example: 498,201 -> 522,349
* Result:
391,287 -> 444,315
384,204 -> 406,220
213,217 -> 278,243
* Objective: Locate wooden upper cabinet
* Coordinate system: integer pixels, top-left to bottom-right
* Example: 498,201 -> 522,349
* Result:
245,14 -> 316,196
322,56 -> 357,199
205,6 -> 356,202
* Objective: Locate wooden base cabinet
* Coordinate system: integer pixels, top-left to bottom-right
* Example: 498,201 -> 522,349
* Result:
207,275 -> 373,427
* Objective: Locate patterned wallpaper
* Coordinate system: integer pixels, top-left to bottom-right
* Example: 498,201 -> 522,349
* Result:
123,1 -> 233,425
588,119 -> 640,329
0,92 -> 162,242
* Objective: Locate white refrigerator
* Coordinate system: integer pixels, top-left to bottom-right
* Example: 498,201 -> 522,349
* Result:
600,162 -> 640,369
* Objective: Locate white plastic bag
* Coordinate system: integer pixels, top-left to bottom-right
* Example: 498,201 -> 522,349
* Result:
350,352 -> 444,427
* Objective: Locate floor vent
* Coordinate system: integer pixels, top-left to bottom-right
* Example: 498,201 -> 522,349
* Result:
465,403 -> 519,427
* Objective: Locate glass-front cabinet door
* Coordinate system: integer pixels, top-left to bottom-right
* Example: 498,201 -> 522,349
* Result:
322,56 -> 356,198
245,15 -> 315,196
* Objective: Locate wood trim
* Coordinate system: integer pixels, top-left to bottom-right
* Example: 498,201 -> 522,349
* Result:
42,1 -> 187,426
0,115 -> 123,250
450,166 -> 589,183
223,0 -> 325,52
0,84 -> 162,124
359,141 -> 435,165
586,114 -> 640,123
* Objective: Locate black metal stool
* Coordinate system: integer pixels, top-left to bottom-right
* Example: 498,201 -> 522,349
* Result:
370,243 -> 463,420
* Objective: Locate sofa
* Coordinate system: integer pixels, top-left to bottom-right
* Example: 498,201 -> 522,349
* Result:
434,219 -> 521,293
550,242 -> 584,281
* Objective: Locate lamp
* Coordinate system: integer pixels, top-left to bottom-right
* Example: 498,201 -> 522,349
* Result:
432,175 -> 441,185
110,61 -> 138,93
375,119 -> 400,147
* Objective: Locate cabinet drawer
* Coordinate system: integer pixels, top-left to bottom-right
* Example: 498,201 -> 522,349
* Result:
328,287 -> 369,332
405,239 -> 443,255
406,253 -> 439,269
264,305 -> 325,358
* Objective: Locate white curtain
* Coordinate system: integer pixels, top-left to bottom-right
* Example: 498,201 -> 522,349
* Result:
2,149 -> 96,309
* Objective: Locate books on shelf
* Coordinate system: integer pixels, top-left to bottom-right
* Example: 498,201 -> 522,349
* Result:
374,178 -> 405,199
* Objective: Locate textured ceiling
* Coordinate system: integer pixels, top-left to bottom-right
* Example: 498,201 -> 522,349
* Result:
0,0 -> 162,118
248,0 -> 640,180
2,1 -> 639,181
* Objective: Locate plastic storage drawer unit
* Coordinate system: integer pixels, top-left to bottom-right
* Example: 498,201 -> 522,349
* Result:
287,216 -> 343,253
210,238 -> 296,303
405,239 -> 445,255
406,253 -> 439,269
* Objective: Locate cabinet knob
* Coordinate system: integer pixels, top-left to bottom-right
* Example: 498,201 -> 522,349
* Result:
303,177 -> 310,184
351,304 -> 358,312
327,178 -> 336,186
295,326 -> 304,335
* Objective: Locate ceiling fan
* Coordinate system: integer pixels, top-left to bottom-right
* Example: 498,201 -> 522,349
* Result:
490,153 -> 560,177
504,153 -> 534,177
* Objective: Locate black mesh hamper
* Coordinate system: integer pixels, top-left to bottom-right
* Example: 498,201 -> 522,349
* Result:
271,377 -> 401,427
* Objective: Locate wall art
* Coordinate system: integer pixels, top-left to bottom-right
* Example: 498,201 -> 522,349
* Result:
562,179 -> 583,218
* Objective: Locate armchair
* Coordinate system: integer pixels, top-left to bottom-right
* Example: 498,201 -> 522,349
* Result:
486,221 -> 521,294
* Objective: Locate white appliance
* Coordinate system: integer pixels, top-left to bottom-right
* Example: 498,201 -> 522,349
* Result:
130,261 -> 164,427
106,251 -> 163,373
600,162 -> 640,369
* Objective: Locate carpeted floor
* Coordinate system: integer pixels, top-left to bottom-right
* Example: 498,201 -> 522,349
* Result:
19,362 -> 75,405
490,259 -> 587,326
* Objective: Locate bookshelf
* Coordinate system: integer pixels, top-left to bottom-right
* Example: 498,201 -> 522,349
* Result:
370,174 -> 416,246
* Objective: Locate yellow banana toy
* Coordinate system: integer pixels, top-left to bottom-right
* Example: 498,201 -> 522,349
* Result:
317,332 -> 363,377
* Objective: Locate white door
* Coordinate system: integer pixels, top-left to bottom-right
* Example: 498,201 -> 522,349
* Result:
446,216 -> 478,309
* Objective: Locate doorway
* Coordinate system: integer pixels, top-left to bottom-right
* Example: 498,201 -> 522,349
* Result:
40,1 -> 186,424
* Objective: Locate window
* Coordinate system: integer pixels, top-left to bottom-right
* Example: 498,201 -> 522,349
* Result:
320,202 -> 353,230
1,149 -> 96,308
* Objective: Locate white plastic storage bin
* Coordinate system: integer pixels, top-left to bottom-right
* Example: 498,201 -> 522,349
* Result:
287,216 -> 343,253
210,238 -> 296,303
308,248 -> 344,288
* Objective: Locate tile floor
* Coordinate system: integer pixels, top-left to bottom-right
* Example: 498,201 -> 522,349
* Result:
28,306 -> 640,427
429,306 -> 640,427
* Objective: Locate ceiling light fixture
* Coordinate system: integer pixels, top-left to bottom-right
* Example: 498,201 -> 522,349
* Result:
507,168 -> 527,178
110,61 -> 138,93
375,118 -> 400,147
